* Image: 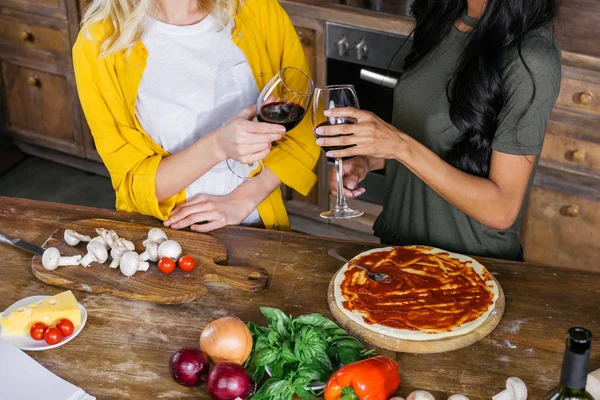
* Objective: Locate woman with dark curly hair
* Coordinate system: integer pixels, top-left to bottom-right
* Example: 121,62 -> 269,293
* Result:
317,0 -> 561,260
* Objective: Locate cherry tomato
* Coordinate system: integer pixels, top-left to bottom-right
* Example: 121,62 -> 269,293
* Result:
44,327 -> 63,345
158,257 -> 176,274
178,255 -> 196,273
30,322 -> 48,341
56,319 -> 75,337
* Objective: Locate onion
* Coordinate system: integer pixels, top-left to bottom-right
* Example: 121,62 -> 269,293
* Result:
207,362 -> 255,400
200,316 -> 252,364
169,348 -> 210,387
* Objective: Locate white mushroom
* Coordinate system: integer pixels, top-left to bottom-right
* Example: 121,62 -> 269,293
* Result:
143,228 -> 168,247
448,395 -> 469,400
63,229 -> 92,246
114,237 -> 135,251
390,397 -> 406,400
80,240 -> 109,267
119,251 -> 150,277
407,391 -> 435,400
492,377 -> 527,400
89,235 -> 109,250
140,241 -> 159,262
95,228 -> 119,249
586,368 -> 600,399
109,246 -> 129,269
158,240 -> 182,260
41,247 -> 82,271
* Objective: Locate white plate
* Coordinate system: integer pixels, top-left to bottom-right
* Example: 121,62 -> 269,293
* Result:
0,295 -> 87,351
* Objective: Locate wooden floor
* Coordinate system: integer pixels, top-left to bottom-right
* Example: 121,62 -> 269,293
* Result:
0,156 -> 115,210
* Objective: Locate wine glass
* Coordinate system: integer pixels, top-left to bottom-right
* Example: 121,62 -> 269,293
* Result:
312,85 -> 364,219
227,66 -> 314,181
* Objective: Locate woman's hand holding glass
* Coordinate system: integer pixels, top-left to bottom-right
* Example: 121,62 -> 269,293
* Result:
315,107 -> 410,161
213,105 -> 285,166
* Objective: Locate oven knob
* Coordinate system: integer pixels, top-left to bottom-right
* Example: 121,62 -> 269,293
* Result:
356,38 -> 368,60
336,36 -> 349,56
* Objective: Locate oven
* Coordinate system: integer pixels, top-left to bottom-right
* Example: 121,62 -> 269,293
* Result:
325,22 -> 413,205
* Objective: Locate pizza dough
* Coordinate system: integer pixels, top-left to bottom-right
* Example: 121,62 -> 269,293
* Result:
333,246 -> 499,341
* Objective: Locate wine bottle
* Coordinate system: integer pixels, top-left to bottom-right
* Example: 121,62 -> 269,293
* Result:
544,327 -> 594,400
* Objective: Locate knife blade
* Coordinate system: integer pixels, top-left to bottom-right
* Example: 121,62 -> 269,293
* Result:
0,231 -> 45,256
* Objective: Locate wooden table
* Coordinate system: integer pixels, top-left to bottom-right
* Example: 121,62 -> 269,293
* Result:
1,196 -> 599,399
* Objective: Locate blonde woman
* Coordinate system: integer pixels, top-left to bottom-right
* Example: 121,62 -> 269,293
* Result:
73,0 -> 319,232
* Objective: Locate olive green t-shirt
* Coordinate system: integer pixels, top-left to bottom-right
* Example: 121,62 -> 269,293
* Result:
373,25 -> 562,261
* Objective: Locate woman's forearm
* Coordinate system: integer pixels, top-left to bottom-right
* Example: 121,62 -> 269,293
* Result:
398,137 -> 524,231
226,166 -> 282,216
155,133 -> 224,201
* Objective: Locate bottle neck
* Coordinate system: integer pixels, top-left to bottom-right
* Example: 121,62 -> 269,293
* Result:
560,344 -> 591,390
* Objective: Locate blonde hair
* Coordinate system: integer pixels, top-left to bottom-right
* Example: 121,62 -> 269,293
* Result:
82,0 -> 240,57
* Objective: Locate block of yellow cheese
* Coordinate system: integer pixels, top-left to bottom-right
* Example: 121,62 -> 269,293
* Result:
0,291 -> 81,336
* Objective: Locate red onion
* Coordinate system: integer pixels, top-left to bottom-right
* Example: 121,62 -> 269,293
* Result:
169,348 -> 210,387
207,362 -> 255,400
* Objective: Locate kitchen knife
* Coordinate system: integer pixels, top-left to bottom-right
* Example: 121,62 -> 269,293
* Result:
0,231 -> 45,256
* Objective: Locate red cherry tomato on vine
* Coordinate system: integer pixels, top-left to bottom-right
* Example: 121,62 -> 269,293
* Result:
178,255 -> 196,272
56,319 -> 74,337
44,327 -> 63,345
30,322 -> 48,341
158,257 -> 176,274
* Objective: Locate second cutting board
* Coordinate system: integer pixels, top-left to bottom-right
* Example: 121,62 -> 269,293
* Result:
31,218 -> 269,304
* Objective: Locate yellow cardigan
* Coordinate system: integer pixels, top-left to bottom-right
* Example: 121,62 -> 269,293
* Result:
72,0 -> 320,230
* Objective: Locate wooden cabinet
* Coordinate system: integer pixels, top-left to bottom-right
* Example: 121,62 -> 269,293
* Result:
1,60 -> 83,154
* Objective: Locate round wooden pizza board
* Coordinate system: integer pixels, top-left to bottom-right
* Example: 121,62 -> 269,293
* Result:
327,272 -> 505,354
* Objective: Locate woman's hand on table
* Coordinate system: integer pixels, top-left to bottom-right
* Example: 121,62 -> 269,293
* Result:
213,105 -> 286,165
315,107 -> 411,161
164,193 -> 253,232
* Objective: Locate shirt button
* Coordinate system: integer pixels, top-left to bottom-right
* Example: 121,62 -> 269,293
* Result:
273,223 -> 279,229
260,72 -> 263,77
237,33 -> 243,38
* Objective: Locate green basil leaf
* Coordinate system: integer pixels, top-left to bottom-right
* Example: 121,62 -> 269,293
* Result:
255,335 -> 270,351
337,347 -> 362,365
255,348 -> 280,367
261,307 -> 291,338
292,377 -> 314,399
281,341 -> 297,364
327,328 -> 350,336
332,337 -> 366,350
296,361 -> 330,382
293,313 -> 340,331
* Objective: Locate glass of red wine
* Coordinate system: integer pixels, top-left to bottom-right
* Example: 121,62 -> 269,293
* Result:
313,85 -> 364,219
226,66 -> 314,181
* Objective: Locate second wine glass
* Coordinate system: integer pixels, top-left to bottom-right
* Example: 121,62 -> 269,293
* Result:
313,85 -> 364,219
226,66 -> 314,181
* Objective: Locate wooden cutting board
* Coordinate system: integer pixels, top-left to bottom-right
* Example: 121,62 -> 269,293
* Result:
327,273 -> 505,354
31,219 -> 269,304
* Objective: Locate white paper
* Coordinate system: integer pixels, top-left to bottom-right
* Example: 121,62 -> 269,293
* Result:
0,340 -> 96,400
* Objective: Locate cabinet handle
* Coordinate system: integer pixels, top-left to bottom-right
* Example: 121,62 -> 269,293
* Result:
27,75 -> 41,87
562,205 -> 580,218
21,31 -> 34,43
579,91 -> 594,105
571,149 -> 586,163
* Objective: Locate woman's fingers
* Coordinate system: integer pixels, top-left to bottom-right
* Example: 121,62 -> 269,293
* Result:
323,107 -> 368,120
237,105 -> 258,120
170,211 -> 224,230
179,194 -> 208,208
166,202 -> 214,227
314,122 -> 357,137
191,219 -> 227,233
326,146 -> 365,159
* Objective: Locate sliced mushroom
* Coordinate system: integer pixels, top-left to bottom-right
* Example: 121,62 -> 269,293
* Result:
448,395 -> 469,400
158,240 -> 182,260
114,237 -> 135,251
63,229 -> 92,246
109,246 -> 129,269
41,247 -> 82,271
89,235 -> 109,250
143,228 -> 168,247
80,240 -> 109,267
95,228 -> 119,249
492,377 -> 527,400
119,251 -> 150,277
407,391 -> 435,400
140,241 -> 159,262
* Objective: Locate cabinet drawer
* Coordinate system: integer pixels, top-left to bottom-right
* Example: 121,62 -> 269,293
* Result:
0,0 -> 67,20
541,132 -> 600,173
556,77 -> 600,116
0,14 -> 70,56
1,61 -> 84,155
521,185 -> 600,273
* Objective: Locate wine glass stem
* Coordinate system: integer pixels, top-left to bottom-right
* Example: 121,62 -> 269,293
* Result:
334,158 -> 348,209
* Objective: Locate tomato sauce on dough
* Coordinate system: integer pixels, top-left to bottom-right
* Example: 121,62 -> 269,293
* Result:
340,246 -> 495,333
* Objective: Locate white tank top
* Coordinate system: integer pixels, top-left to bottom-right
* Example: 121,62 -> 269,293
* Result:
136,15 -> 260,224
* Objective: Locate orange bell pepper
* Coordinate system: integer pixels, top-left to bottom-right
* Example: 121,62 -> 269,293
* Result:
324,356 -> 401,400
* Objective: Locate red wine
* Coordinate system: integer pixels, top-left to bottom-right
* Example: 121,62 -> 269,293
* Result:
258,102 -> 306,131
315,119 -> 357,158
